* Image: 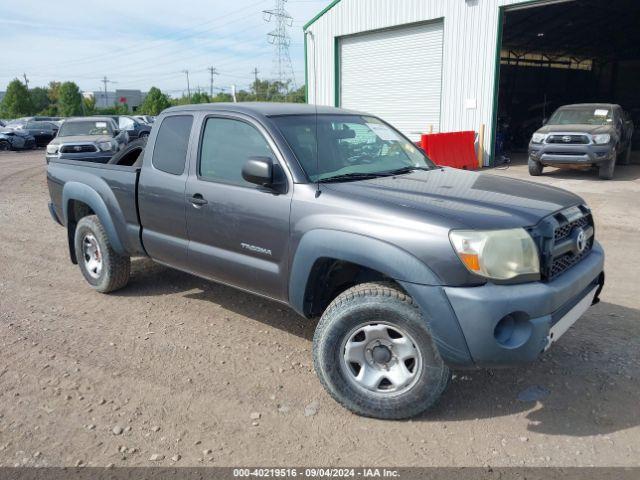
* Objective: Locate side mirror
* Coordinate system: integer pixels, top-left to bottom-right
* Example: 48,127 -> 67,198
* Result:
242,156 -> 274,187
113,129 -> 121,137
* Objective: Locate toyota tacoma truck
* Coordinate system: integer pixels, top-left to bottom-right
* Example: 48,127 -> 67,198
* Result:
528,103 -> 634,180
46,116 -> 128,164
47,103 -> 605,419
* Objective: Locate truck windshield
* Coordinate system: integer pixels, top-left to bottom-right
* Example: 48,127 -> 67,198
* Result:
272,114 -> 435,182
58,121 -> 113,137
548,107 -> 613,126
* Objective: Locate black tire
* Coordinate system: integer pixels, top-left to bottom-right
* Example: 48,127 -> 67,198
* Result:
619,143 -> 632,166
599,156 -> 615,180
528,158 -> 543,176
313,282 -> 450,419
74,215 -> 130,293
0,140 -> 11,151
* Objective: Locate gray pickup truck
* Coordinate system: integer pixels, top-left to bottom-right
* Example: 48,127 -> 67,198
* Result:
47,103 -> 605,419
529,103 -> 634,179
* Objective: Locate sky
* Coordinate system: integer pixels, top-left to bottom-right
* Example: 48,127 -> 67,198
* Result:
0,0 -> 330,97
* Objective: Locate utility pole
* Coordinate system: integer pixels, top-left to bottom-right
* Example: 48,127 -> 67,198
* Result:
22,73 -> 29,89
101,76 -> 116,108
263,0 -> 296,93
182,70 -> 191,100
207,66 -> 219,97
252,67 -> 260,100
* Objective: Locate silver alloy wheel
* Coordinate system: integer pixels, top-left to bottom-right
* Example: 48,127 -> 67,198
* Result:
340,322 -> 422,395
82,233 -> 103,279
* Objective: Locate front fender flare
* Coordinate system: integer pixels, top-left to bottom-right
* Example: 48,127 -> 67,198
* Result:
289,229 -> 441,315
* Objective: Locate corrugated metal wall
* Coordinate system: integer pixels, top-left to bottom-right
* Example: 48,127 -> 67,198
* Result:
304,0 -> 545,165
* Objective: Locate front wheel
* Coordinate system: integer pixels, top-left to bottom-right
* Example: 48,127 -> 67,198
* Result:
528,158 -> 543,176
313,282 -> 450,419
74,215 -> 130,293
0,140 -> 11,151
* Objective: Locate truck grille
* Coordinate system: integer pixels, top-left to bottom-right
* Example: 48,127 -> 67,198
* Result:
60,144 -> 97,153
534,206 -> 595,281
546,135 -> 590,145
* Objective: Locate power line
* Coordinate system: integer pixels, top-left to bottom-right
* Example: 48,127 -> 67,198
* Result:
263,0 -> 296,90
207,67 -> 219,97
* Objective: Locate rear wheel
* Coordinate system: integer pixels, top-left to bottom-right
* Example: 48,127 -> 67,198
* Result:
619,143 -> 632,165
313,282 -> 450,419
528,158 -> 543,176
74,215 -> 130,293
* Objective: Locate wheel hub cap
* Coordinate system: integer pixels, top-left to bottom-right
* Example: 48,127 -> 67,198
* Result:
341,322 -> 422,394
82,233 -> 103,279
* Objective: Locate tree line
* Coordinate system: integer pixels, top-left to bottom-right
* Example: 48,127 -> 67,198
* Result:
0,78 -> 306,119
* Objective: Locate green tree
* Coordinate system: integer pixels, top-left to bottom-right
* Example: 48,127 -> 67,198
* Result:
190,91 -> 211,104
83,95 -> 97,115
57,81 -> 83,117
29,87 -> 52,114
139,87 -> 171,115
0,79 -> 32,117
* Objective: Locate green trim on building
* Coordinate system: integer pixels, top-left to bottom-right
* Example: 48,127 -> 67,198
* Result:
304,33 -> 308,103
489,7 -> 505,167
334,37 -> 340,107
303,0 -> 343,31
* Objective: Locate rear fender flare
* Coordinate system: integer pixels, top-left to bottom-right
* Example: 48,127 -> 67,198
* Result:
62,182 -> 126,256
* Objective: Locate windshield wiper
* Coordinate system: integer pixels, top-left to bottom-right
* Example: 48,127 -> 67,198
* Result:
318,172 -> 391,183
382,166 -> 433,176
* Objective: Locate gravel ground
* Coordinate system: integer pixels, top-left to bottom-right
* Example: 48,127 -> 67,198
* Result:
0,149 -> 639,468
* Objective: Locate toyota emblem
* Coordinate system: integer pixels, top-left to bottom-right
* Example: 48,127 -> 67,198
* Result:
74,145 -> 82,152
575,228 -> 587,253
562,135 -> 572,143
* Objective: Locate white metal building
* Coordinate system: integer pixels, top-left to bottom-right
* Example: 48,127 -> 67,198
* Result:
303,0 -> 640,164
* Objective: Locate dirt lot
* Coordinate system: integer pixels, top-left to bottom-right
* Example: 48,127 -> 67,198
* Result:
1,149 -> 639,468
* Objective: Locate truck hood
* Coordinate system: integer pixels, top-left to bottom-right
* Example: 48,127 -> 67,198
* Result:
50,135 -> 113,145
324,168 -> 583,229
536,124 -> 613,135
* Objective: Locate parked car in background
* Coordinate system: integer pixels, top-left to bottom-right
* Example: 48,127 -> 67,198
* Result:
99,115 -> 151,141
133,115 -> 155,125
23,120 -> 58,147
0,120 -> 6,127
0,128 -> 36,151
46,103 -> 605,419
528,103 -> 634,179
46,117 -> 126,163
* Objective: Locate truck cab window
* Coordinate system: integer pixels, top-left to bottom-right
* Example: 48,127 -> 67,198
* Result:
151,115 -> 193,175
199,117 -> 273,186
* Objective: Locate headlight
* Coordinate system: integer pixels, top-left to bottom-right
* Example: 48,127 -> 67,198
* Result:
46,144 -> 59,154
531,133 -> 547,144
98,141 -> 116,152
592,134 -> 611,145
449,228 -> 540,281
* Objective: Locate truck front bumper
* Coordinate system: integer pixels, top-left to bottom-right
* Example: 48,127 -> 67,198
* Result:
401,242 -> 604,369
529,142 -> 614,165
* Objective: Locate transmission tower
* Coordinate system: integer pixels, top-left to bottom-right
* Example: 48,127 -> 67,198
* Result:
263,0 -> 296,91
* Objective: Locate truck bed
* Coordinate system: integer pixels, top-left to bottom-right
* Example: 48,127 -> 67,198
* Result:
47,159 -> 145,256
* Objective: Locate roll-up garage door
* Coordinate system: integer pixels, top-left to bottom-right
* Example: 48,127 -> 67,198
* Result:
339,21 -> 444,140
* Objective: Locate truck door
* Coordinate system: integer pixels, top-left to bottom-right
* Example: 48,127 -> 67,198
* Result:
138,114 -> 194,271
185,114 -> 292,301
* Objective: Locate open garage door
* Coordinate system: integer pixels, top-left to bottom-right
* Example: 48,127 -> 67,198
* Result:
339,21 -> 443,141
495,0 -> 640,159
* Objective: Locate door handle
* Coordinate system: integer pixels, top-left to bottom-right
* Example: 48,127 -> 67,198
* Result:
190,194 -> 208,206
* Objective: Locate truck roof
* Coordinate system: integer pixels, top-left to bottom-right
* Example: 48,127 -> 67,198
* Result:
558,103 -> 620,109
65,116 -> 115,123
163,102 -> 365,117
